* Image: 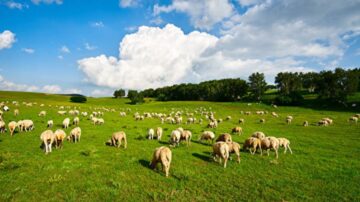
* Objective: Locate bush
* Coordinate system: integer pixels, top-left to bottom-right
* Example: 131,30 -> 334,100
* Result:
70,96 -> 87,103
275,92 -> 304,105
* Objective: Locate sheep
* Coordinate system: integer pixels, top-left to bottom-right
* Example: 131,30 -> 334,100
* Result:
238,118 -> 245,124
322,118 -> 333,125
58,111 -> 67,115
318,120 -> 328,126
73,117 -> 80,126
260,119 -> 265,124
277,137 -> 292,154
81,112 -> 88,117
199,131 -> 215,143
180,130 -> 192,146
40,130 -> 56,154
216,133 -> 232,143
22,120 -> 34,132
14,109 -> 19,116
303,121 -> 309,127
8,121 -> 17,136
69,127 -> 81,143
252,131 -> 266,139
212,142 -> 230,168
272,112 -> 279,117
349,116 -> 358,123
260,136 -> 279,159
231,126 -> 243,135
245,111 -> 251,115
47,120 -> 53,128
148,128 -> 155,140
38,111 -> 46,117
150,146 -> 172,177
226,116 -> 232,120
170,129 -> 181,147
187,117 -> 196,124
155,127 -> 163,141
208,121 -> 218,128
63,118 -> 70,129
243,137 -> 262,155
92,118 -> 104,125
286,118 -> 292,124
17,120 -> 23,132
0,121 -> 6,133
54,129 -> 66,149
226,141 -> 241,163
109,131 -> 127,148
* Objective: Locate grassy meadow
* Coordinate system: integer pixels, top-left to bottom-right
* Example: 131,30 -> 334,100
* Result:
0,91 -> 359,201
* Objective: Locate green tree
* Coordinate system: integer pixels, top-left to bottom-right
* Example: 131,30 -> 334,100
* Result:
127,90 -> 144,104
113,89 -> 125,98
248,72 -> 267,101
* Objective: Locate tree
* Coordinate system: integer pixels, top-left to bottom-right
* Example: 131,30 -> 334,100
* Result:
113,89 -> 125,98
275,72 -> 302,95
70,96 -> 87,103
248,72 -> 267,101
127,90 -> 144,104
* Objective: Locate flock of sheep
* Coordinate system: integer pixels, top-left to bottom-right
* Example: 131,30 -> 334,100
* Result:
0,100 -> 359,177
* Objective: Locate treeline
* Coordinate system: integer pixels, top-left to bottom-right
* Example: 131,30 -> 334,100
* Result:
114,67 -> 360,105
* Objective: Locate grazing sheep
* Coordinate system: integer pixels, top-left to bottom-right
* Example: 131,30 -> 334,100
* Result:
277,137 -> 292,154
47,120 -> 53,128
208,121 -> 218,128
260,119 -> 265,124
148,128 -> 155,140
226,142 -> 241,163
232,126 -> 243,135
286,118 -> 292,124
238,118 -> 245,124
17,120 -> 23,132
155,127 -> 163,141
349,116 -> 358,123
322,118 -> 333,125
199,131 -> 215,143
243,137 -> 262,155
261,137 -> 279,159
180,130 -> 192,146
63,118 -> 70,129
170,129 -> 181,147
58,111 -> 67,116
0,120 -> 6,133
92,117 -> 104,125
216,133 -> 232,143
212,142 -> 230,168
303,121 -> 309,127
8,121 -> 17,136
38,111 -> 46,117
245,111 -> 251,115
40,130 -> 55,154
272,112 -> 279,117
109,131 -> 127,148
226,116 -> 232,120
69,127 -> 81,143
14,109 -> 19,116
150,146 -> 172,177
252,131 -> 266,139
54,129 -> 66,149
318,120 -> 329,126
73,117 -> 80,126
22,120 -> 34,132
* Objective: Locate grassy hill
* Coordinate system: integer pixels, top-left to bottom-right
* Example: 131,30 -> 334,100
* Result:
0,91 -> 359,201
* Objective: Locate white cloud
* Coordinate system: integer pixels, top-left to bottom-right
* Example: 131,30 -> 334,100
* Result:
21,48 -> 35,54
91,88 -> 114,97
31,0 -> 63,5
119,0 -> 138,8
150,16 -> 164,25
125,26 -> 138,32
6,1 -> 27,9
42,85 -> 62,93
0,30 -> 16,50
84,43 -> 97,51
154,0 -> 234,30
58,55 -> 63,59
90,21 -> 104,28
0,75 -> 39,92
60,45 -> 70,53
78,24 -> 218,90
63,88 -> 82,94
237,0 -> 264,7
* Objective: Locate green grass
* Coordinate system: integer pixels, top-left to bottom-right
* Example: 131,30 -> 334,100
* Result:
0,91 -> 359,201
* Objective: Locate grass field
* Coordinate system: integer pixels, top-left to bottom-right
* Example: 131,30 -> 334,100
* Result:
0,91 -> 359,201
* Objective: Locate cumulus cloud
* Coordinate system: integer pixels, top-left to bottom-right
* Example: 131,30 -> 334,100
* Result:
84,43 -> 96,50
78,24 -> 218,90
0,75 -> 39,92
90,21 -> 104,28
63,88 -> 82,94
119,0 -> 138,8
154,0 -> 234,30
91,88 -> 114,97
31,0 -> 63,5
60,45 -> 70,53
21,48 -> 35,54
0,30 -> 16,50
42,85 -> 62,93
6,1 -> 28,9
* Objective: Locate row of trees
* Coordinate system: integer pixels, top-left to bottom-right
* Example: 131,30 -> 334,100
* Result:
113,67 -> 360,105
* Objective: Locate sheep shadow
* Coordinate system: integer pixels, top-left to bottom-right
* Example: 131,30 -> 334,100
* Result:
192,153 -> 212,162
139,159 -> 150,169
158,141 -> 170,145
193,140 -> 212,146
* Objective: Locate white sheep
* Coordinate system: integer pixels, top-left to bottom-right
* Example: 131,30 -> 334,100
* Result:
303,121 -> 309,127
40,130 -> 56,154
54,129 -> 66,149
155,127 -> 163,141
148,128 -> 155,140
38,111 -> 46,117
73,117 -> 80,126
8,121 -> 17,136
243,137 -> 262,155
22,120 -> 34,132
0,120 -> 6,133
349,116 -> 358,124
14,109 -> 19,116
212,141 -> 230,168
63,118 -> 70,129
216,133 -> 232,143
47,120 -> 53,128
69,127 -> 81,143
180,130 -> 192,146
170,129 -> 181,147
277,137 -> 292,154
261,136 -> 279,159
150,146 -> 172,177
199,131 -> 215,143
232,126 -> 243,135
252,131 -> 266,139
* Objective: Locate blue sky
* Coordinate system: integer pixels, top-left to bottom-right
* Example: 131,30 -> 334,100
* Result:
0,0 -> 359,96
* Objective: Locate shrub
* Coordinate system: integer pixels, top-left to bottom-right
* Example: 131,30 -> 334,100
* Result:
70,96 -> 87,103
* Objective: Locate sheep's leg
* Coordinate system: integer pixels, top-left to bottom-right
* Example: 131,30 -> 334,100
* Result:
287,145 -> 293,154
275,149 -> 278,159
223,157 -> 227,168
267,149 -> 270,156
49,143 -> 52,153
284,146 -> 287,154
118,140 -> 121,148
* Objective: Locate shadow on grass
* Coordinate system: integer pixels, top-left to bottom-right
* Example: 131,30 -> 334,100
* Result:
158,141 -> 170,145
193,140 -> 212,146
139,159 -> 150,168
192,153 -> 212,162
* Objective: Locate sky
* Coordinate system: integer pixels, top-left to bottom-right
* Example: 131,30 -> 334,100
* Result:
0,0 -> 360,97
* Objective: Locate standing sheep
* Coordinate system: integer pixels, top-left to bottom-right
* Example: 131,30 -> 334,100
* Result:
170,129 -> 181,147
238,118 -> 245,124
349,116 -> 358,124
148,128 -> 155,140
54,129 -> 66,149
0,121 -> 6,133
277,137 -> 292,154
226,142 -> 241,163
40,130 -> 56,154
212,142 -> 230,168
73,117 -> 80,126
252,131 -> 266,139
155,127 -> 163,141
303,121 -> 309,127
8,121 -> 17,136
109,131 -> 127,148
199,131 -> 215,144
150,146 -> 172,177
69,127 -> 81,143
231,126 -> 243,135
63,118 -> 70,129
38,111 -> 46,117
14,109 -> 19,116
261,137 -> 279,159
243,137 -> 262,155
216,133 -> 232,143
180,130 -> 192,146
47,120 -> 53,128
